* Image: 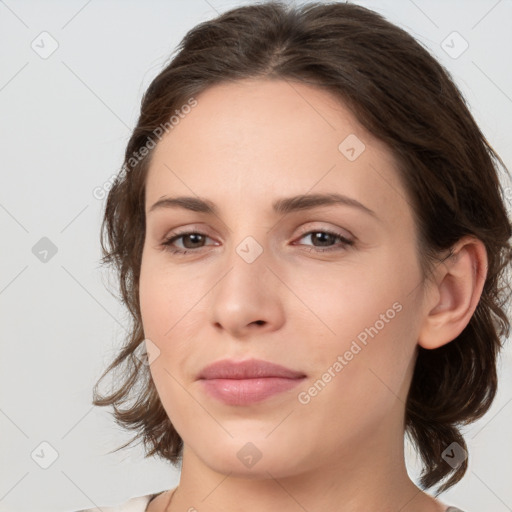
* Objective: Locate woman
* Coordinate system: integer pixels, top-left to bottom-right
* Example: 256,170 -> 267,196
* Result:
80,1 -> 512,511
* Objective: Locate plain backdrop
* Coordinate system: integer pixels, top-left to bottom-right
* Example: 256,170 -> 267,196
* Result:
1,0 -> 511,511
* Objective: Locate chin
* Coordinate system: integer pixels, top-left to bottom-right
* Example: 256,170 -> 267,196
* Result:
196,437 -> 307,479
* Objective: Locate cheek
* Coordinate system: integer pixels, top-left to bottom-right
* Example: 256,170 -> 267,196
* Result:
295,297 -> 417,443
293,250 -> 417,341
139,251 -> 195,340
292,245 -> 421,392
139,265 -> 168,340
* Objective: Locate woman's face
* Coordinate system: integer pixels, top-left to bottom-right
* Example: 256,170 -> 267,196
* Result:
140,78 -> 428,478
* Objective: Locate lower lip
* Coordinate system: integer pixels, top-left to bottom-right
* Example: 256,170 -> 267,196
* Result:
200,377 -> 305,406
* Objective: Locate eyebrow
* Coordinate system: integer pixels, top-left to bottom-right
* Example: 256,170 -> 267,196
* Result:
148,193 -> 378,219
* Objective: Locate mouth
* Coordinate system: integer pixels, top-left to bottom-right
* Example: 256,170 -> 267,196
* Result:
198,358 -> 306,406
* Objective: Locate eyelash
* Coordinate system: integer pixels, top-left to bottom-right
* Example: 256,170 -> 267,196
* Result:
161,228 -> 354,256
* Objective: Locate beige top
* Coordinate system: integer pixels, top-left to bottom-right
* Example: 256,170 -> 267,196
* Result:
76,492 -> 161,511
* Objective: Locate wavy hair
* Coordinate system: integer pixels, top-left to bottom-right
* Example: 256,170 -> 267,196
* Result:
92,1 -> 512,495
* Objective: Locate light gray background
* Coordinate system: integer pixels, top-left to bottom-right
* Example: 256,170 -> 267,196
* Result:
1,0 -> 511,511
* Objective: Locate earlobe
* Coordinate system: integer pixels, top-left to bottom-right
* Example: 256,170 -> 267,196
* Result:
417,236 -> 488,350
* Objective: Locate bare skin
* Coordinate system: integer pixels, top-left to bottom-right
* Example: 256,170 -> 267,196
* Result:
141,78 -> 486,512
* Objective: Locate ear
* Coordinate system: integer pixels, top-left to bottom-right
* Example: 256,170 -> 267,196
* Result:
418,236 -> 488,350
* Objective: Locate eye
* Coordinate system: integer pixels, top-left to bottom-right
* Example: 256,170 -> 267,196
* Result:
293,228 -> 354,253
161,227 -> 354,256
161,231 -> 214,255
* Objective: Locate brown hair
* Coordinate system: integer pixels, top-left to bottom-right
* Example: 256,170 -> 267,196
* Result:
92,1 -> 512,495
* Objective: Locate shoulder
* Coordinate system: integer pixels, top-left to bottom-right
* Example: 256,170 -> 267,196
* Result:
75,493 -> 158,512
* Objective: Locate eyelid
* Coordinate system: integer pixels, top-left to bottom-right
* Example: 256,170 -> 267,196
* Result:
163,222 -> 353,243
295,222 -> 353,240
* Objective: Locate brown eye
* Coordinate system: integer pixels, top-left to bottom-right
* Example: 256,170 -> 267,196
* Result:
295,229 -> 354,253
162,231 -> 214,255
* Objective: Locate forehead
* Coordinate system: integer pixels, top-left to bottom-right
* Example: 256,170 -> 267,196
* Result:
145,78 -> 410,226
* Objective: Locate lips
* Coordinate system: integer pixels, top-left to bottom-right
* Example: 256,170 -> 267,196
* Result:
198,358 -> 307,406
198,358 -> 306,380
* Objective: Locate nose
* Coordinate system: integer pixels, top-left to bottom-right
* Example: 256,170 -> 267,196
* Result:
208,238 -> 285,339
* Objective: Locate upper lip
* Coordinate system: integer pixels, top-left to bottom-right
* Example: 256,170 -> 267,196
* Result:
198,358 -> 306,380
